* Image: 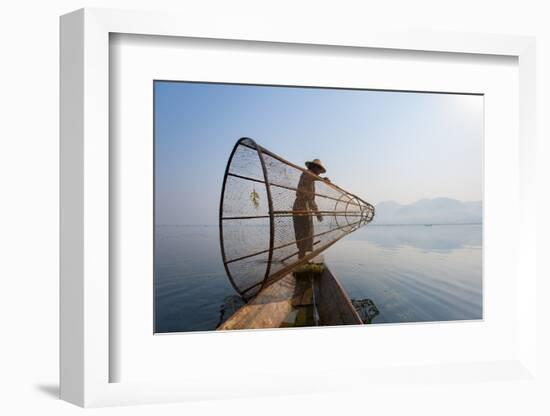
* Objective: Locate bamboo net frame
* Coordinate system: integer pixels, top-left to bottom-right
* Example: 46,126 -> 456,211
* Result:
219,138 -> 375,298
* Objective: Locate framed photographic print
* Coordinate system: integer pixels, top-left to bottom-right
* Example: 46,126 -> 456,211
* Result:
60,8 -> 537,407
153,81 -> 482,334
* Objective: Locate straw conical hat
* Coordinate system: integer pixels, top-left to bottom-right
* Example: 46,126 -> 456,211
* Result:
305,159 -> 326,173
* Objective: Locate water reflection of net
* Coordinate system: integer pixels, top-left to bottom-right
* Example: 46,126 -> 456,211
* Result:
219,137 -> 375,299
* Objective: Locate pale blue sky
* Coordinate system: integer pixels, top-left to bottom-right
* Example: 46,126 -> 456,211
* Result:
155,81 -> 483,225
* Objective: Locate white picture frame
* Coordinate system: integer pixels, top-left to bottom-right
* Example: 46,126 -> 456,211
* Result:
60,7 -> 537,407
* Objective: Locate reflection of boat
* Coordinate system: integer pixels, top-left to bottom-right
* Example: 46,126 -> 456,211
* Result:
217,256 -> 363,330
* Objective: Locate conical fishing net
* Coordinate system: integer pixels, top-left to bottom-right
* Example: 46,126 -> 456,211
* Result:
219,138 -> 374,298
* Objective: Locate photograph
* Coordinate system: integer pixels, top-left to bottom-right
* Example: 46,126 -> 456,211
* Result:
154,81 -> 483,333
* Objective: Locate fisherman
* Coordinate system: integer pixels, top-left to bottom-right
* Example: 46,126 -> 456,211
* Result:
293,159 -> 329,259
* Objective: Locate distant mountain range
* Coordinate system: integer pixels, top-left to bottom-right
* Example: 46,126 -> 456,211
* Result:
372,198 -> 482,225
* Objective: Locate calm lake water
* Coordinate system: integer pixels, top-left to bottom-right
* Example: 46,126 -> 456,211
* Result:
154,224 -> 482,333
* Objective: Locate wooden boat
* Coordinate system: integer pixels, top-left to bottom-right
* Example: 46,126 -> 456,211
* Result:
217,256 -> 363,330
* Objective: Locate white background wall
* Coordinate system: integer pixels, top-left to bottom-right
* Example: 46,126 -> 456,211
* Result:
0,0 -> 548,415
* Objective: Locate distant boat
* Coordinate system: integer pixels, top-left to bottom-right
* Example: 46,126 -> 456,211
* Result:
425,224 -> 433,227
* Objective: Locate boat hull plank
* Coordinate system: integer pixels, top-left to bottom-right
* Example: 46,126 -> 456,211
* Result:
217,273 -> 296,330
315,268 -> 363,326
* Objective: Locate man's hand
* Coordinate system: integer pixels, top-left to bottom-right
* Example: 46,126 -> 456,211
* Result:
317,214 -> 323,222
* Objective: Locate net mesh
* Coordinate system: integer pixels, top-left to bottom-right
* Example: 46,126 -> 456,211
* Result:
220,138 -> 375,298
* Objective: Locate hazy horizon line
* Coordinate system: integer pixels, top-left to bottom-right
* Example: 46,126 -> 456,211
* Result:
374,197 -> 482,205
